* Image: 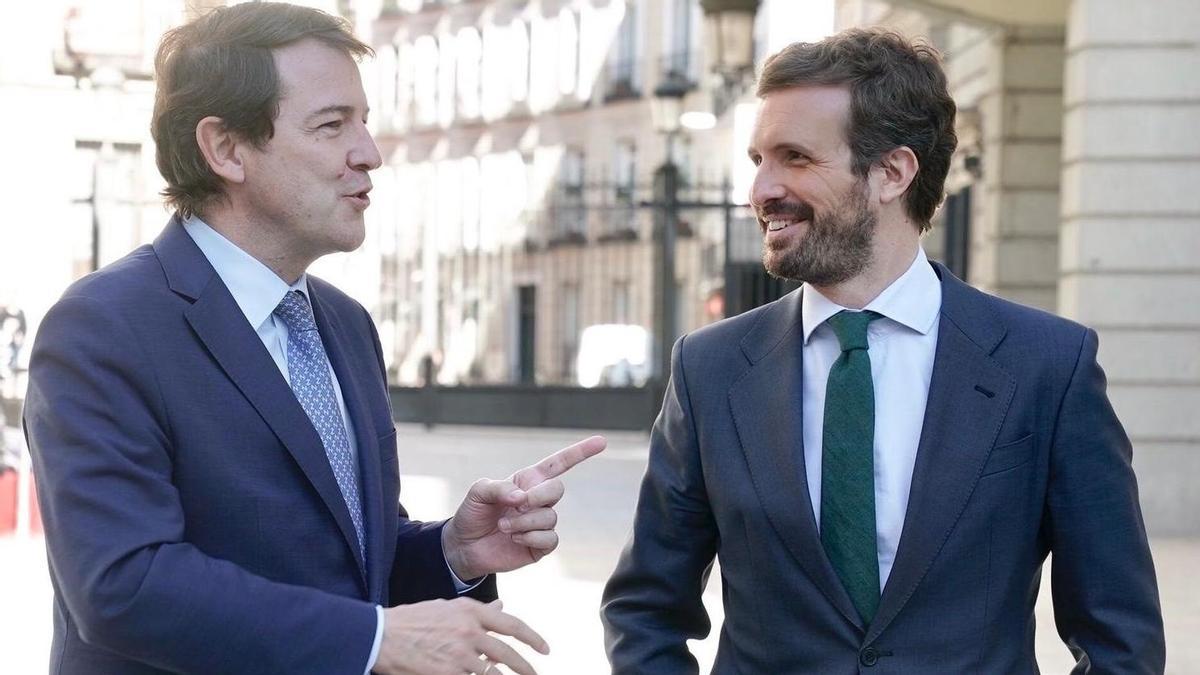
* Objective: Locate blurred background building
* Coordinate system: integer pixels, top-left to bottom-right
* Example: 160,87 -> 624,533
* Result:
0,0 -> 1195,538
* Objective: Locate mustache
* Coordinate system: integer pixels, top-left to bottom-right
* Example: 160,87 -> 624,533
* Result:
757,201 -> 814,222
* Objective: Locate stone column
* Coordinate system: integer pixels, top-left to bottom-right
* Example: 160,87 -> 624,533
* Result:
968,26 -> 1065,312
1060,0 -> 1200,535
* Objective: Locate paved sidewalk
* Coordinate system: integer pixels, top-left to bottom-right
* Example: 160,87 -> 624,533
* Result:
2,424 -> 1195,672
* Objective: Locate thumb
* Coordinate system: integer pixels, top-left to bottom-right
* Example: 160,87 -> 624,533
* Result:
468,478 -> 526,507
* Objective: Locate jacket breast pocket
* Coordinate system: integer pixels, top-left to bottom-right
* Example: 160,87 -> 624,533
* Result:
980,433 -> 1035,477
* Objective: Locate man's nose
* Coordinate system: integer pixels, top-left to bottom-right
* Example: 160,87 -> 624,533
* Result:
350,123 -> 383,171
749,163 -> 787,208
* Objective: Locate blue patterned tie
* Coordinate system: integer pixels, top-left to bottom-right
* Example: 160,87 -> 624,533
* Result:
274,290 -> 365,562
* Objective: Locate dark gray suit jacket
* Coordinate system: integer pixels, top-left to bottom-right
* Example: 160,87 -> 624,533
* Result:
602,262 -> 1164,673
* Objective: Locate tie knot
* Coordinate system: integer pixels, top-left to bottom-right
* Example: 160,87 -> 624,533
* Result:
273,290 -> 317,332
825,310 -> 881,352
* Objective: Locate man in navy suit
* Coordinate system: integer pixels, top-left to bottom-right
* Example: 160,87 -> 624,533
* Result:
25,4 -> 603,674
602,29 -> 1164,673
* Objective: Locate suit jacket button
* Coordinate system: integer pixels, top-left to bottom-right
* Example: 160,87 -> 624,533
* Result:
860,647 -> 879,667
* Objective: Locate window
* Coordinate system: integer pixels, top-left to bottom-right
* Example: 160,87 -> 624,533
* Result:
436,160 -> 461,254
554,148 -> 586,240
561,283 -> 580,380
456,28 -> 482,120
613,140 -> 637,204
606,1 -> 640,100
941,186 -> 972,280
69,141 -> 146,275
481,25 -> 508,119
460,157 -> 480,252
437,34 -> 456,127
612,280 -> 631,325
556,9 -> 579,99
413,36 -> 439,126
509,21 -> 530,104
529,14 -> 555,111
394,43 -> 415,130
661,0 -> 698,85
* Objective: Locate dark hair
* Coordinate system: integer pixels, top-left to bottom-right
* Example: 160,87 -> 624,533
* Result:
151,2 -> 372,218
757,28 -> 957,230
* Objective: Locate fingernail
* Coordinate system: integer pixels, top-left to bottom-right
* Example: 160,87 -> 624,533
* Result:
499,518 -> 511,532
508,489 -> 525,501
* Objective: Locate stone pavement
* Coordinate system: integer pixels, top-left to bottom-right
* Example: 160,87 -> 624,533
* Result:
2,423 -> 1196,673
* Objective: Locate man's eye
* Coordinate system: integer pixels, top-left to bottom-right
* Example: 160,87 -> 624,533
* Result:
320,120 -> 343,130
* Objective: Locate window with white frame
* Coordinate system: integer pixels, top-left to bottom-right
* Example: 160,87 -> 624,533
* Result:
556,9 -> 579,99
375,44 -> 398,124
613,140 -> 636,204
509,20 -> 530,105
561,282 -> 580,380
460,157 -> 481,252
413,35 -> 439,126
436,160 -> 462,254
480,24 -> 509,119
607,0 -> 640,98
395,42 -> 415,130
556,147 -> 586,238
456,27 -> 482,120
662,0 -> 699,84
529,13 -> 555,111
437,34 -> 456,127
612,280 -> 632,325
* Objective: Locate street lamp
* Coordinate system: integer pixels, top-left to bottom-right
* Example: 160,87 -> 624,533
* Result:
650,73 -> 690,383
700,0 -> 760,118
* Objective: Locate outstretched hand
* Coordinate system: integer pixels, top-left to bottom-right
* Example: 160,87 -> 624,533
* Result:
442,435 -> 606,581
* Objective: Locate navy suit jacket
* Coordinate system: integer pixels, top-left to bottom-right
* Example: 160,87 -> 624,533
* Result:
24,218 -> 495,674
602,262 -> 1164,673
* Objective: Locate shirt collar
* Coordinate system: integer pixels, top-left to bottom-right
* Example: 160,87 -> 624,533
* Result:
182,215 -> 309,330
801,246 -> 941,344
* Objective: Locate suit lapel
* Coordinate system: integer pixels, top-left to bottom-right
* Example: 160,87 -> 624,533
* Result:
310,286 -> 385,600
867,264 -> 1016,641
728,289 -> 864,631
155,219 -> 368,590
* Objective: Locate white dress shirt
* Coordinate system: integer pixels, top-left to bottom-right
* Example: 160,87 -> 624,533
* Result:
181,217 -> 386,673
801,246 -> 941,589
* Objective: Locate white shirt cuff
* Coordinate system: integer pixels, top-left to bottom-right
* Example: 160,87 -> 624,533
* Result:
364,605 -> 384,674
447,558 -> 486,593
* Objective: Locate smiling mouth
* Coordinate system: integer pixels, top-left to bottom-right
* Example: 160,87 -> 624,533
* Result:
765,219 -> 806,232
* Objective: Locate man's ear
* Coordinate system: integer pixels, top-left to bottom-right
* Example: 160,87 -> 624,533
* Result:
873,145 -> 919,207
195,116 -> 246,184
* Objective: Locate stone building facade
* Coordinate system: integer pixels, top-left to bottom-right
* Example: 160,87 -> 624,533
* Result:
838,0 -> 1200,535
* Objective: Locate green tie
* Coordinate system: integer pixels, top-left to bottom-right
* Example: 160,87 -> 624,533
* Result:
820,309 -> 883,624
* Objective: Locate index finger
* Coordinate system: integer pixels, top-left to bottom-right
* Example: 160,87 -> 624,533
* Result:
515,435 -> 606,485
478,606 -> 551,655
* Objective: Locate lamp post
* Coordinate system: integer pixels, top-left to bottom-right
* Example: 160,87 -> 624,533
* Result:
650,72 -> 690,383
699,0 -> 760,118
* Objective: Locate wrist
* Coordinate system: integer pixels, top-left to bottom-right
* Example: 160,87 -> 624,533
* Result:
441,519 -> 480,581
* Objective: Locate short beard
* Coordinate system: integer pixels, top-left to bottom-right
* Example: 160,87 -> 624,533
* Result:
761,182 -> 876,286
